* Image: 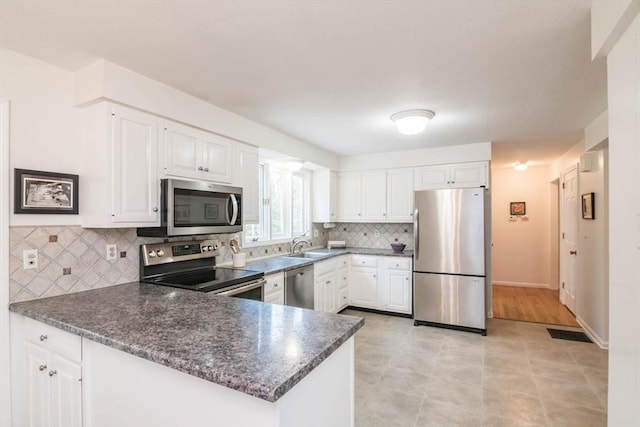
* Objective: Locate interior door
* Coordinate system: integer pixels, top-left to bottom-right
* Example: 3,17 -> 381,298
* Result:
560,166 -> 578,313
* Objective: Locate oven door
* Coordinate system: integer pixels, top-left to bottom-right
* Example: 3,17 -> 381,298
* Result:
215,279 -> 265,302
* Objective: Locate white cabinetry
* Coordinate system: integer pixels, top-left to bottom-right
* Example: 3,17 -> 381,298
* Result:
161,120 -> 232,183
312,169 -> 338,223
80,102 -> 160,228
337,170 -> 387,222
386,168 -> 414,222
337,172 -> 362,221
337,256 -> 349,311
233,143 -> 259,223
11,314 -> 82,427
379,258 -> 412,314
414,162 -> 488,190
314,258 -> 338,313
349,255 -> 412,314
263,272 -> 285,305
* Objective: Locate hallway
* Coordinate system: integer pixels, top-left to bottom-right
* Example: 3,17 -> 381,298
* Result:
492,285 -> 580,327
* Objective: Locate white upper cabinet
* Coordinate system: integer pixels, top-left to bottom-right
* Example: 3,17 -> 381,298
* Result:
337,172 -> 362,221
414,162 -> 488,190
233,143 -> 259,223
386,168 -> 414,222
312,169 -> 337,223
80,102 -> 160,228
161,120 -> 232,183
361,171 -> 387,221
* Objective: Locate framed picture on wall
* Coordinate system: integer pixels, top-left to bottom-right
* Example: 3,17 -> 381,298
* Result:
14,168 -> 79,214
582,192 -> 595,220
510,201 -> 526,216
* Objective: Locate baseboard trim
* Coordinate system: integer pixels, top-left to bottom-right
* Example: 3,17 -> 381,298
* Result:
492,281 -> 554,289
576,316 -> 609,349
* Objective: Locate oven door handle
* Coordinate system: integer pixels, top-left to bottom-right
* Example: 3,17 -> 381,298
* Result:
216,279 -> 265,297
226,194 -> 238,225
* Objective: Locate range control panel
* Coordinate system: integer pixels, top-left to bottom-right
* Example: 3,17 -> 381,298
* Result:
141,239 -> 219,266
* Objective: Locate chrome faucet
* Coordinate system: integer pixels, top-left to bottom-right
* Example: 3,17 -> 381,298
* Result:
290,232 -> 312,255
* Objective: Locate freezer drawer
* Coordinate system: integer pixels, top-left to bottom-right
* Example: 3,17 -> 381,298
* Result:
413,272 -> 486,330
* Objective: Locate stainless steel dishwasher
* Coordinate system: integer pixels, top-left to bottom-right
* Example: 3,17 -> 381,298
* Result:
285,265 -> 314,309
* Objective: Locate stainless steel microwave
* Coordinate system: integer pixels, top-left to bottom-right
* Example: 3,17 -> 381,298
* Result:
137,179 -> 242,237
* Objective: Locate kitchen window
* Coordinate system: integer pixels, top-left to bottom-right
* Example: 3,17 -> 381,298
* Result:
244,163 -> 310,245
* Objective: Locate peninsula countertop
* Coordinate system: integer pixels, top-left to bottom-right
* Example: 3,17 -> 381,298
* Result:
9,282 -> 364,402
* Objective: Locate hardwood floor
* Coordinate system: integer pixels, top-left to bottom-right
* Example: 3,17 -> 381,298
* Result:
492,285 -> 580,327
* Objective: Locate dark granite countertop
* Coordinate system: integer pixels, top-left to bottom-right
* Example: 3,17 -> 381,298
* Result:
245,247 -> 413,275
9,282 -> 364,402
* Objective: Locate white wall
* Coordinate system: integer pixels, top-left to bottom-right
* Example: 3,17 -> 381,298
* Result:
338,142 -> 491,171
491,165 -> 551,287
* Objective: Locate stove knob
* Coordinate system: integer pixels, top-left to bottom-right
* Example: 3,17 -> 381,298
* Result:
148,250 -> 157,258
202,246 -> 209,252
207,245 -> 214,251
157,249 -> 165,257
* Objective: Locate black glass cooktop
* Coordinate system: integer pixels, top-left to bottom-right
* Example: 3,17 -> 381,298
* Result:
144,267 -> 263,293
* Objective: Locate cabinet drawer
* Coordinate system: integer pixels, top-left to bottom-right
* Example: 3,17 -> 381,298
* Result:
337,256 -> 349,269
314,259 -> 337,276
264,272 -> 284,295
24,317 -> 81,363
338,268 -> 349,289
383,257 -> 412,271
350,255 -> 378,268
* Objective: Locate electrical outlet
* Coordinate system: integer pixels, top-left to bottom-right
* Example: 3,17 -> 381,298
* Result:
314,229 -> 319,237
374,229 -> 380,238
23,249 -> 38,269
106,244 -> 117,260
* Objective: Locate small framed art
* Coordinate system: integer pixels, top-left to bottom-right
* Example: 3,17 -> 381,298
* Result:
510,201 -> 526,216
14,168 -> 79,214
582,193 -> 595,220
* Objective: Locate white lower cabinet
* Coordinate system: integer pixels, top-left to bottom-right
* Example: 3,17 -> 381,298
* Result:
349,255 -> 412,314
337,256 -> 349,311
314,258 -> 338,313
12,314 -> 82,427
264,272 -> 285,305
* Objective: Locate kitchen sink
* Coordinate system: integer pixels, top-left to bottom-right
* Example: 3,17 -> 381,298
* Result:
286,252 -> 327,259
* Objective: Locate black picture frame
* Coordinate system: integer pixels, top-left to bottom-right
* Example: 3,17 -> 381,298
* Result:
14,168 -> 79,214
510,201 -> 526,216
582,192 -> 595,220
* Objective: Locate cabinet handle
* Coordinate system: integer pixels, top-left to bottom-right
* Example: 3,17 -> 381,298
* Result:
204,168 -> 209,172
49,370 -> 57,377
39,335 -> 48,342
274,283 -> 278,287
373,275 -> 376,278
326,280 -> 331,284
39,365 -> 47,371
152,207 -> 158,212
358,213 -> 361,216
198,166 -> 204,171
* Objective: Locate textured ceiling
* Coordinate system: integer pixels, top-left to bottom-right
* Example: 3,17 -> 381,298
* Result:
0,0 -> 607,167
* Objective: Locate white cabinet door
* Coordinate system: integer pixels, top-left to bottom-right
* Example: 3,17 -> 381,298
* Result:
382,269 -> 412,314
338,287 -> 349,311
450,162 -> 488,188
26,343 -> 50,427
162,121 -> 200,179
201,133 -> 232,183
337,172 -> 362,221
111,107 -> 159,224
386,168 -> 414,222
264,272 -> 285,305
314,270 -> 336,313
349,268 -> 378,308
234,143 -> 259,223
312,169 -> 337,223
361,170 -> 387,221
49,353 -> 82,427
414,165 -> 450,190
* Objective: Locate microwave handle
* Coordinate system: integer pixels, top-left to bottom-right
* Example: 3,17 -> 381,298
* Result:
227,194 -> 238,225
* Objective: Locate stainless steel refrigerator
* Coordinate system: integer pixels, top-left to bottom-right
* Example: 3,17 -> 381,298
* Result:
413,187 -> 487,335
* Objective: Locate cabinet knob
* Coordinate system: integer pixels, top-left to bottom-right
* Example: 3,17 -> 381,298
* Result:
274,283 -> 278,287
39,335 -> 48,342
204,168 -> 209,172
326,280 -> 331,284
152,207 -> 158,212
198,166 -> 204,171
39,365 -> 47,371
373,275 -> 376,278
49,370 -> 57,377
358,213 -> 361,216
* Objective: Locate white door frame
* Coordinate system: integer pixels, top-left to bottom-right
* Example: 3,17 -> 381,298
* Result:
559,164 -> 579,312
0,100 -> 11,426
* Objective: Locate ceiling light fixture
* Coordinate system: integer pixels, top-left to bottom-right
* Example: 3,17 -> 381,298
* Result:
285,159 -> 305,171
514,161 -> 529,171
390,109 -> 435,135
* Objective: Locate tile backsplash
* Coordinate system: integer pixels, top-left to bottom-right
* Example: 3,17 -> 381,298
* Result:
326,223 -> 414,250
8,223 -> 329,303
8,222 -> 410,303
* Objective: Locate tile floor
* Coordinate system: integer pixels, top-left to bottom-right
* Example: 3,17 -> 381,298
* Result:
345,309 -> 608,427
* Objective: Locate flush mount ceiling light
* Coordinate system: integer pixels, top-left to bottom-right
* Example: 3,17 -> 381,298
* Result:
514,161 -> 529,171
285,159 -> 305,171
390,109 -> 435,135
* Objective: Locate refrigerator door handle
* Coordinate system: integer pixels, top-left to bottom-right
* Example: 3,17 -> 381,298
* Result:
414,208 -> 419,259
